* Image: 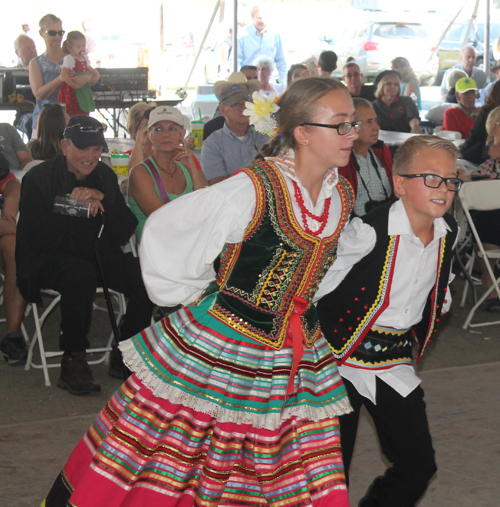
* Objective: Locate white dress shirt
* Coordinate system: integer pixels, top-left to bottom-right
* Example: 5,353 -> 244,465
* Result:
315,199 -> 455,403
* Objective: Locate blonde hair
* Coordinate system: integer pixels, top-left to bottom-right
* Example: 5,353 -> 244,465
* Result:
62,31 -> 85,55
375,71 -> 401,99
393,135 -> 461,176
485,106 -> 500,146
39,14 -> 62,30
127,102 -> 156,139
255,77 -> 349,160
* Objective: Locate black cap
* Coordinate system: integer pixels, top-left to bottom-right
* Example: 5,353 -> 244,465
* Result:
63,115 -> 108,152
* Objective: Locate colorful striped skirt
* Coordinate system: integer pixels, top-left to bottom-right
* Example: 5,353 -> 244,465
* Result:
44,295 -> 351,506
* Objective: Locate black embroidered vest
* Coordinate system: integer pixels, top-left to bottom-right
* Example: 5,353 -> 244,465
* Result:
203,160 -> 354,350
317,200 -> 457,366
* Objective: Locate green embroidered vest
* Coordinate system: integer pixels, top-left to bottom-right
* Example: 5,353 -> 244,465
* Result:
204,160 -> 354,350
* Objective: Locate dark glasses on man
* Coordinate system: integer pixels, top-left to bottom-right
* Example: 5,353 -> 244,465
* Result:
45,30 -> 65,37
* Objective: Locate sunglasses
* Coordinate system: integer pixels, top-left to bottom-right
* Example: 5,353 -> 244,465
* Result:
300,121 -> 362,136
384,81 -> 399,87
344,72 -> 361,78
64,123 -> 107,134
45,30 -> 65,37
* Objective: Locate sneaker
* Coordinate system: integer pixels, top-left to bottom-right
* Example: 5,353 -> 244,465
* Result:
57,352 -> 101,395
0,332 -> 28,366
107,345 -> 131,380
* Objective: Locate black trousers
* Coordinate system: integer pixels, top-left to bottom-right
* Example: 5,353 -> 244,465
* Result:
37,251 -> 155,352
340,377 -> 437,507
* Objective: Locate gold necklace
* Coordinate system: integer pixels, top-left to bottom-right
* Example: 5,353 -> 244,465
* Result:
156,161 -> 178,178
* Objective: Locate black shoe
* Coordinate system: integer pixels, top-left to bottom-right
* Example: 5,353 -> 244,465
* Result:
57,352 -> 101,395
107,345 -> 131,380
0,332 -> 28,366
359,476 -> 384,507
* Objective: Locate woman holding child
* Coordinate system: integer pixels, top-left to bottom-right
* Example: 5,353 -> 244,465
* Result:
43,77 -> 359,507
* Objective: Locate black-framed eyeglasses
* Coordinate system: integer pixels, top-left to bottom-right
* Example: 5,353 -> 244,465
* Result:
64,123 -> 107,134
400,173 -> 462,192
300,120 -> 363,136
45,30 -> 65,37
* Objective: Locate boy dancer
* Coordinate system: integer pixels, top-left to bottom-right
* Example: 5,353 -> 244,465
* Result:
317,136 -> 461,507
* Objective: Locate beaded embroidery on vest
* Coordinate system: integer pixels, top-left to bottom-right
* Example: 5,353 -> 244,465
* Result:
209,160 -> 354,350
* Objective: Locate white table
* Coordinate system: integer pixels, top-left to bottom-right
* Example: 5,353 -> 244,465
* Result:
378,130 -> 465,148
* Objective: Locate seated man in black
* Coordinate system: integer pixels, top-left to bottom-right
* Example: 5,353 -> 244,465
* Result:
16,116 -> 155,395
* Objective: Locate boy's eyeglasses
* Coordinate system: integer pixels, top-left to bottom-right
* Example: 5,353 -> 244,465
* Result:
300,120 -> 363,136
45,30 -> 65,37
400,173 -> 462,192
64,123 -> 107,134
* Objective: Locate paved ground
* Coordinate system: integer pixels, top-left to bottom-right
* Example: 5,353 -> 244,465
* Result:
1,259 -> 499,507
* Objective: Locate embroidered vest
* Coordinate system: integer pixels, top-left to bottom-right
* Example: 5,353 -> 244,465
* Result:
204,160 -> 354,350
317,201 -> 457,366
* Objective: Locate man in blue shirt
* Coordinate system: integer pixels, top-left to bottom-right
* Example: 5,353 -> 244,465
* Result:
441,46 -> 487,100
201,80 -> 269,185
237,5 -> 287,87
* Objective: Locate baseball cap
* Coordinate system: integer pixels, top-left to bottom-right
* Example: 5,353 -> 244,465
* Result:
455,77 -> 478,94
63,116 -> 108,152
214,79 -> 261,106
147,106 -> 187,129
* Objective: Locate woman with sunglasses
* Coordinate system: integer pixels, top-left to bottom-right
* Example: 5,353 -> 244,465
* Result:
43,78 -> 357,507
372,70 -> 423,134
29,14 -> 77,137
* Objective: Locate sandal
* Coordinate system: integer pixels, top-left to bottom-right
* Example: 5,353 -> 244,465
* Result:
482,297 -> 500,312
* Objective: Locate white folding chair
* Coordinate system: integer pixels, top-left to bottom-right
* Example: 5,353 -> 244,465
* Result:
458,180 -> 500,329
25,288 -> 126,386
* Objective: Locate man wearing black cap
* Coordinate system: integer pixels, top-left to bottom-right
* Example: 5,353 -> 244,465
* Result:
16,116 -> 154,395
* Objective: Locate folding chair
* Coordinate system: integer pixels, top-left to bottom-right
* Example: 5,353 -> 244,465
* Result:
458,180 -> 500,329
25,289 -> 126,386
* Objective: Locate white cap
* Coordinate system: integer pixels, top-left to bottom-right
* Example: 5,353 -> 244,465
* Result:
148,106 -> 188,129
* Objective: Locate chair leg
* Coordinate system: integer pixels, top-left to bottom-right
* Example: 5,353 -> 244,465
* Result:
463,274 -> 500,329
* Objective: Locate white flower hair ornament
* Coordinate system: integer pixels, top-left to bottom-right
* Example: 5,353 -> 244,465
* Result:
243,90 -> 280,137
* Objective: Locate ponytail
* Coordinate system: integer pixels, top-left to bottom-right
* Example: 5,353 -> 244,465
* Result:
254,134 -> 283,161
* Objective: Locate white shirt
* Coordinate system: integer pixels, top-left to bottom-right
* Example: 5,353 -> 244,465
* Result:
315,199 -> 455,403
140,154 -> 345,308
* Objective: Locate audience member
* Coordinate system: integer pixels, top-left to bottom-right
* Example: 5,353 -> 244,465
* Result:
338,98 -> 393,216
254,55 -> 284,95
0,163 -> 28,365
318,50 -> 337,77
201,78 -> 267,185
461,80 -> 500,164
203,72 -> 258,140
303,55 -> 320,76
14,34 -> 37,68
342,62 -> 375,101
479,60 -> 500,106
237,5 -> 287,86
286,63 -> 309,87
29,14 -> 69,136
391,56 -> 421,109
441,46 -> 486,100
442,77 -> 479,139
28,103 -> 67,160
125,102 -> 156,169
16,116 -> 155,394
372,71 -> 423,133
0,123 -> 33,171
240,65 -> 258,80
128,106 -> 207,243
425,69 -> 467,126
466,105 -> 500,310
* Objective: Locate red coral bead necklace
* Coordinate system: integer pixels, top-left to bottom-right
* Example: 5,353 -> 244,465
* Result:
292,181 -> 331,236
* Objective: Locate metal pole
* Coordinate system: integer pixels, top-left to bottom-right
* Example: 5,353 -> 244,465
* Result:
462,0 -> 480,50
232,0 -> 238,72
485,0 -> 491,82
